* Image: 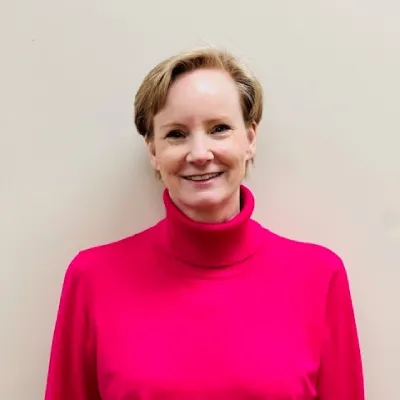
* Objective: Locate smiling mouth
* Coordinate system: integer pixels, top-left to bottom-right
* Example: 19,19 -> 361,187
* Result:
182,172 -> 224,182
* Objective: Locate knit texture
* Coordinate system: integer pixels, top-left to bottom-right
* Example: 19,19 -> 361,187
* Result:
45,185 -> 364,399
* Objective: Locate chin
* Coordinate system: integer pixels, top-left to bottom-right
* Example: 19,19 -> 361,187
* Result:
180,187 -> 231,210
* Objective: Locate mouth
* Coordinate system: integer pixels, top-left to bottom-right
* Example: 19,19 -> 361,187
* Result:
181,172 -> 224,182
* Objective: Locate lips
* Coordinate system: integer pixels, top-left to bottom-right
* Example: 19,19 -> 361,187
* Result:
182,172 -> 223,181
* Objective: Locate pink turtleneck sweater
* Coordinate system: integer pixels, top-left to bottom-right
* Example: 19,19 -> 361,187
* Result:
45,186 -> 364,399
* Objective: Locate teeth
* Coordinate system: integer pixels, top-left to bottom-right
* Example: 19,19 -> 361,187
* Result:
185,173 -> 220,181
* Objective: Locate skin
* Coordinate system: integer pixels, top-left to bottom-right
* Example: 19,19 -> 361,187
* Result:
148,68 -> 257,223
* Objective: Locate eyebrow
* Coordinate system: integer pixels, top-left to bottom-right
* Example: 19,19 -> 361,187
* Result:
161,117 -> 231,130
161,122 -> 186,130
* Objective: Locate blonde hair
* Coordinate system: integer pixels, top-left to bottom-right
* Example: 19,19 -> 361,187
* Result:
134,46 -> 263,140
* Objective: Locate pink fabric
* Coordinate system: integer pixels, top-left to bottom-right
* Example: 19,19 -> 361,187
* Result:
45,186 -> 364,399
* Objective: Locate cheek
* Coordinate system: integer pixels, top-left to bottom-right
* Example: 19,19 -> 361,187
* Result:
156,148 -> 186,174
215,140 -> 248,167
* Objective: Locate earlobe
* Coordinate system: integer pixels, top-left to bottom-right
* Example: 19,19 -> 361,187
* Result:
246,122 -> 257,161
146,140 -> 159,170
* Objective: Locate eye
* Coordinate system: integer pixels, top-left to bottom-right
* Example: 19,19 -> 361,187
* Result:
166,130 -> 185,139
212,124 -> 231,134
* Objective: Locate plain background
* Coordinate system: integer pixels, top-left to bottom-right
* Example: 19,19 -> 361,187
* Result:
1,0 -> 399,398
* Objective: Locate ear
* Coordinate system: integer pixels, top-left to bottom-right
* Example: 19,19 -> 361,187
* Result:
146,138 -> 160,171
245,121 -> 257,161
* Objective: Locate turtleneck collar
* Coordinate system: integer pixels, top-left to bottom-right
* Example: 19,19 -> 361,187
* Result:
159,185 -> 265,268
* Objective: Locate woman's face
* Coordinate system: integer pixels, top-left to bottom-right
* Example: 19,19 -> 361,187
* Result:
149,68 -> 257,221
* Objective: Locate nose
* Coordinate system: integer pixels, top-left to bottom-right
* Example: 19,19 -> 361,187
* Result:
186,134 -> 214,165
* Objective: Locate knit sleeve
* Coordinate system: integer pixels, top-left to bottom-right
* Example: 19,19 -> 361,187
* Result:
317,260 -> 364,399
45,253 -> 100,400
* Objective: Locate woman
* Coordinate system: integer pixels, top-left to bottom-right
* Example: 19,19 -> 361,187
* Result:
45,47 -> 364,399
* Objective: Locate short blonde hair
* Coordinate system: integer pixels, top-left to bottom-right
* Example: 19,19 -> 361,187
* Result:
134,46 -> 263,140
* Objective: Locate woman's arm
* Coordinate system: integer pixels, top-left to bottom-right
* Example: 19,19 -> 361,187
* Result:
317,261 -> 364,399
45,254 -> 100,400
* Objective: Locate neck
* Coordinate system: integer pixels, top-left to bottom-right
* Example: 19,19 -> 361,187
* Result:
169,190 -> 241,223
159,185 -> 265,269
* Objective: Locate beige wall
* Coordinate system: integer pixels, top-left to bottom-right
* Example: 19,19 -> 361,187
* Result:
1,0 -> 399,398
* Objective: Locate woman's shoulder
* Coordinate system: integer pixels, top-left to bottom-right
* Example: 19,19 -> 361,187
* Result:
65,221 -> 162,279
263,227 -> 347,278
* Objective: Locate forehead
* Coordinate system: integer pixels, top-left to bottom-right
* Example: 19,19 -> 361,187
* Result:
154,69 -> 242,126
